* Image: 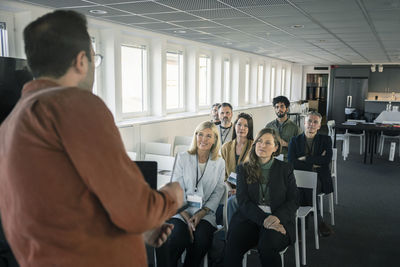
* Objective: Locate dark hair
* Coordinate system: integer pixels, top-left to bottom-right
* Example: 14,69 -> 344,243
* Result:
232,112 -> 254,140
218,102 -> 233,111
273,96 -> 290,108
211,103 -> 221,109
244,128 -> 281,184
23,10 -> 92,78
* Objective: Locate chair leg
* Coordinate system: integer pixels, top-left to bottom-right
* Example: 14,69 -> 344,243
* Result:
329,193 -> 335,226
295,220 -> 300,267
203,253 -> 208,267
332,176 -> 339,205
359,136 -> 363,155
318,195 -> 324,219
380,136 -> 385,156
242,251 -> 248,267
300,217 -> 306,266
280,252 -> 284,267
314,211 -> 319,250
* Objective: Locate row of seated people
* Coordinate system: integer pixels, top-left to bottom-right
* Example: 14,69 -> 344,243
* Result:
154,96 -> 334,267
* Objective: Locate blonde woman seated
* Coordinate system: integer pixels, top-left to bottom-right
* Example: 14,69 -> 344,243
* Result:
224,128 -> 299,267
156,121 -> 225,267
221,112 -> 254,222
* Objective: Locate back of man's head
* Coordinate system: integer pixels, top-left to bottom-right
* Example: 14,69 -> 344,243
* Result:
24,10 -> 91,79
272,96 -> 290,108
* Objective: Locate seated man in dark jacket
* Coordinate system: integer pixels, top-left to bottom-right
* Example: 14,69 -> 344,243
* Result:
288,111 -> 334,236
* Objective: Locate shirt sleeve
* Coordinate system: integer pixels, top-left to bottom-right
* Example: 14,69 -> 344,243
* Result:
46,90 -> 179,234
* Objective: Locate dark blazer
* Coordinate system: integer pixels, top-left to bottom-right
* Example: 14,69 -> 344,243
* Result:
235,160 -> 299,245
288,133 -> 333,194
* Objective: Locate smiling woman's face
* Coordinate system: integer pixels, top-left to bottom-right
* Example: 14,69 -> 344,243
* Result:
196,128 -> 215,152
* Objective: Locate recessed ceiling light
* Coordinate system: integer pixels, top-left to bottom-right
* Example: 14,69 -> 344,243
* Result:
318,39 -> 326,43
224,42 -> 232,45
291,24 -> 304,29
89,10 -> 107,15
173,30 -> 187,34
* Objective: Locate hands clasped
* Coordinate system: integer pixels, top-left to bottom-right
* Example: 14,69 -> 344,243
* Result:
263,215 -> 286,235
181,209 -> 207,242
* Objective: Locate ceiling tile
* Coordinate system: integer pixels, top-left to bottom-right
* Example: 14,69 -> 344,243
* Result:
109,1 -> 176,14
156,0 -> 228,11
145,12 -> 199,22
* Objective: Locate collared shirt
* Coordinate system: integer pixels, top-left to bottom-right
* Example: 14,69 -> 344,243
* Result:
266,118 -> 301,160
218,124 -> 233,145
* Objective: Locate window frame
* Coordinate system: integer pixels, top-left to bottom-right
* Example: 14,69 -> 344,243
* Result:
257,63 -> 264,103
119,40 -> 149,118
165,50 -> 185,113
223,58 -> 231,102
245,62 -> 250,104
198,54 -> 212,109
270,66 -> 276,101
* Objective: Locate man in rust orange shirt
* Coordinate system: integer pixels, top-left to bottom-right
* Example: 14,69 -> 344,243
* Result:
0,10 -> 183,267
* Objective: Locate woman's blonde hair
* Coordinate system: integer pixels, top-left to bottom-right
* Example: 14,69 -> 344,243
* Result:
188,121 -> 221,160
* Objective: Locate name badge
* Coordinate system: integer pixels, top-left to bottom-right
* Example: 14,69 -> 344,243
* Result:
227,172 -> 237,186
258,205 -> 272,214
187,194 -> 202,209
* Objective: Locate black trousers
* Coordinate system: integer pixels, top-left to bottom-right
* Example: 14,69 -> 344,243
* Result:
156,218 -> 216,267
224,213 -> 290,267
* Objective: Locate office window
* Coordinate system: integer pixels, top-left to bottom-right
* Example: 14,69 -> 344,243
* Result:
281,68 -> 286,95
91,37 -> 100,95
121,45 -> 147,114
258,64 -> 264,102
198,56 -> 211,107
0,22 -> 8,57
166,51 -> 184,110
270,67 -> 276,100
223,59 -> 230,102
245,63 -> 250,104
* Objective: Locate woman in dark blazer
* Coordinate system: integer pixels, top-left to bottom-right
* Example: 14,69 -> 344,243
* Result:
224,128 -> 299,267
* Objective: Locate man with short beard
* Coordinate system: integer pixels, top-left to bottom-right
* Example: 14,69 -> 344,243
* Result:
217,102 -> 233,145
210,103 -> 221,125
266,96 -> 301,161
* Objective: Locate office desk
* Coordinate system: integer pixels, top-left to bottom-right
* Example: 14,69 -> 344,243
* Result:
334,123 -> 400,164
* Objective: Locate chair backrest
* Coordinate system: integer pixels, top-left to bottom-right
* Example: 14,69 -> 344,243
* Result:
174,136 -> 192,147
157,174 -> 171,189
173,145 -> 190,156
294,170 -> 318,206
327,120 -> 335,137
275,154 -> 284,161
331,148 -> 337,177
127,151 -> 137,160
144,154 -> 175,172
144,142 -> 172,156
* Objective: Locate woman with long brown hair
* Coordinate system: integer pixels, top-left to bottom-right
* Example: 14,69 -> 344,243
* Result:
224,128 -> 299,267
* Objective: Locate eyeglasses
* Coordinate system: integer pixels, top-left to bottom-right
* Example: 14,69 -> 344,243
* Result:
94,54 -> 103,68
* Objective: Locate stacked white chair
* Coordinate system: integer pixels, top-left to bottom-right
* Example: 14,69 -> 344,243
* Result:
144,142 -> 172,156
331,148 -> 339,204
345,119 -> 366,156
327,120 -> 349,160
173,136 -> 192,155
144,154 -> 175,189
378,131 -> 400,157
126,151 -> 137,160
293,170 -> 319,266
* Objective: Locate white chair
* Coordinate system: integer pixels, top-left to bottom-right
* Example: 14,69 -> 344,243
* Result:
294,170 -> 319,266
378,131 -> 400,157
317,192 -> 335,226
275,154 -> 284,161
144,142 -> 172,156
327,120 -> 348,160
157,174 -> 171,189
345,119 -> 366,156
144,154 -> 175,175
242,247 -> 292,267
173,135 -> 192,147
127,151 -> 137,160
331,148 -> 338,204
173,145 -> 190,156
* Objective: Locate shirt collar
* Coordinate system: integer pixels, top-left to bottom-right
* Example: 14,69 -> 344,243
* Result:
21,79 -> 61,96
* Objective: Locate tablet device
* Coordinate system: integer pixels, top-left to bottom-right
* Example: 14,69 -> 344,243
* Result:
135,161 -> 158,189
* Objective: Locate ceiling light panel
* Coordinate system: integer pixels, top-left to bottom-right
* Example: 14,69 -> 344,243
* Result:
173,20 -> 221,28
156,0 -> 228,11
145,12 -> 199,22
189,8 -> 249,19
109,2 -> 176,14
220,0 -> 288,8
103,15 -> 158,24
133,22 -> 181,30
239,5 -> 299,18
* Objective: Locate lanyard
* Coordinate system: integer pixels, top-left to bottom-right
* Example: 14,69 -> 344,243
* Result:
260,181 -> 269,204
195,154 -> 209,192
220,125 -> 232,144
